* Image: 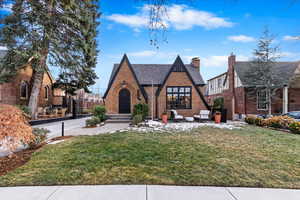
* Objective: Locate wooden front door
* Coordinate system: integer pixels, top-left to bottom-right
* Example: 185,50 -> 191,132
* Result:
119,89 -> 131,113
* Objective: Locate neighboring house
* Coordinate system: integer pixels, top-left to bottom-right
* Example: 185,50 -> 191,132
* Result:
0,50 -> 64,108
75,88 -> 103,111
103,54 -> 209,118
206,54 -> 300,119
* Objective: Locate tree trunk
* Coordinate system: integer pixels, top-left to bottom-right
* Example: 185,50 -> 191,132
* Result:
28,1 -> 53,119
28,70 -> 44,119
268,89 -> 272,116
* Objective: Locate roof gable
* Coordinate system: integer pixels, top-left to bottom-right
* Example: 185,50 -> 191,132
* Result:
103,54 -> 148,101
155,56 -> 209,109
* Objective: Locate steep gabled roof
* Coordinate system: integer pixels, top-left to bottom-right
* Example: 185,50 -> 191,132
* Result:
235,61 -> 300,86
103,54 -> 148,101
108,64 -> 205,86
155,56 -> 209,109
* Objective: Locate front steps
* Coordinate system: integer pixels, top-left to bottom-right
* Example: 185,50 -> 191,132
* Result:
106,114 -> 131,123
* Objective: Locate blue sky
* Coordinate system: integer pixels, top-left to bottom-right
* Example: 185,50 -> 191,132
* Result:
1,0 -> 300,94
97,0 -> 300,94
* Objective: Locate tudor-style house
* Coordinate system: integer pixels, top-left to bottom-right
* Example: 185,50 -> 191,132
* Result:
0,50 -> 64,108
206,54 -> 300,119
103,54 -> 209,118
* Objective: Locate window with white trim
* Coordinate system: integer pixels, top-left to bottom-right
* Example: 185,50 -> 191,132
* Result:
257,90 -> 268,110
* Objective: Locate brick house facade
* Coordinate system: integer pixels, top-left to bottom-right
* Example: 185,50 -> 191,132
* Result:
0,64 -> 59,108
206,54 -> 300,119
103,54 -> 209,118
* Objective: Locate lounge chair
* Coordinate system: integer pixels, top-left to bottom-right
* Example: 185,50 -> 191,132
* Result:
170,110 -> 184,121
194,110 -> 210,122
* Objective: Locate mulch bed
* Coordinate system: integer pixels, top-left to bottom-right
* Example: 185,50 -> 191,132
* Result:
0,136 -> 73,176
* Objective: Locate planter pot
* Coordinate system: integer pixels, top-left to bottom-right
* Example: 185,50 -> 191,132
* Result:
215,113 -> 221,124
162,114 -> 168,124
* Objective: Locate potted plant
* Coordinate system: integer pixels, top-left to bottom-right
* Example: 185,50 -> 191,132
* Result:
161,111 -> 168,124
215,111 -> 221,124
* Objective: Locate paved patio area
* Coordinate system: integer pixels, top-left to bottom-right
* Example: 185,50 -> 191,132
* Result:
0,185 -> 299,200
33,117 -> 129,139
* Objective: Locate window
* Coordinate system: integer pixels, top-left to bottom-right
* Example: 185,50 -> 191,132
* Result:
218,78 -> 222,88
44,86 -> 49,100
137,89 -> 141,100
257,90 -> 268,110
20,81 -> 28,99
167,86 -> 192,109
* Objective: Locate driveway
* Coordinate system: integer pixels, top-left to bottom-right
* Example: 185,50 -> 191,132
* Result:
33,117 -> 129,139
0,185 -> 299,200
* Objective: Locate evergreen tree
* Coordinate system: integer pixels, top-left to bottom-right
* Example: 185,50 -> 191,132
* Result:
0,0 -> 100,119
244,28 -> 284,115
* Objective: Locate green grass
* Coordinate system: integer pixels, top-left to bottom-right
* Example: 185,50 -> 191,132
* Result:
0,126 -> 300,188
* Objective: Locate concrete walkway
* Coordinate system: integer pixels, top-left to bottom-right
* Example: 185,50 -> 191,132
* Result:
0,185 -> 299,200
33,117 -> 129,139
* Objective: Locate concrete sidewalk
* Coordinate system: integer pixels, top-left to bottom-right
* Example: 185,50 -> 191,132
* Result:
0,185 -> 299,200
33,117 -> 129,139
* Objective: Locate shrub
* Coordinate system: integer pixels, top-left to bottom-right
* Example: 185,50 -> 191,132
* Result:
86,117 -> 101,127
289,122 -> 300,134
255,117 -> 264,126
263,116 -> 295,129
92,106 -> 106,121
17,105 -> 31,116
0,104 -> 35,152
132,114 -> 143,125
133,103 -> 149,120
213,97 -> 224,109
245,116 -> 256,125
29,128 -> 49,149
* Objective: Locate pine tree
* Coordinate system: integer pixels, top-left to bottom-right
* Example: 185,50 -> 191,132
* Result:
0,0 -> 100,119
244,28 -> 284,116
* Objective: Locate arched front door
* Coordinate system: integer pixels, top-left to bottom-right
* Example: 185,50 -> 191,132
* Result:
119,89 -> 131,113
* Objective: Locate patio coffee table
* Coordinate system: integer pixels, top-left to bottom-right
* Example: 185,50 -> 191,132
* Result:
185,117 -> 194,122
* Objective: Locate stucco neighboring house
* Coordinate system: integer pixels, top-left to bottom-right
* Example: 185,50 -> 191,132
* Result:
206,54 -> 300,120
103,54 -> 209,118
0,50 -> 64,108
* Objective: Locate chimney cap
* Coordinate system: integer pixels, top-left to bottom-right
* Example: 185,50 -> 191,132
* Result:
192,57 -> 200,60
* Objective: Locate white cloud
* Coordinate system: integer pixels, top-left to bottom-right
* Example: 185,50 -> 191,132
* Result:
0,3 -> 12,12
0,46 -> 7,50
183,55 -> 249,68
106,14 -> 147,28
228,35 -> 256,43
106,4 -> 234,31
283,35 -> 300,41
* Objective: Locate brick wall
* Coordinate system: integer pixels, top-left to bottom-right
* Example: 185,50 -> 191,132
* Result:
0,65 -> 54,108
105,61 -> 146,114
157,71 -> 207,118
289,88 -> 300,111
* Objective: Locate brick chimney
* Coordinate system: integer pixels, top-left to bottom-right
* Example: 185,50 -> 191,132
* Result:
191,57 -> 200,69
228,53 -> 236,92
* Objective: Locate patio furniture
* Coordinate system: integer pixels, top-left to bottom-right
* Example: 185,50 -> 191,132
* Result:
58,108 -> 68,117
170,110 -> 184,121
185,117 -> 194,122
194,110 -> 210,122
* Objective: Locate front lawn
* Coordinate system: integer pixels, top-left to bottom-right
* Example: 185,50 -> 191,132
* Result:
0,126 -> 299,188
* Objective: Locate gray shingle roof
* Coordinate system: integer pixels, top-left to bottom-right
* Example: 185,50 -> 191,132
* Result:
235,61 -> 300,86
109,63 -> 205,86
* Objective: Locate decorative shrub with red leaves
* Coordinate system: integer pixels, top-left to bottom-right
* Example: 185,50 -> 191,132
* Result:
0,104 -> 35,152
